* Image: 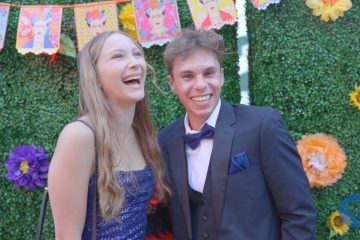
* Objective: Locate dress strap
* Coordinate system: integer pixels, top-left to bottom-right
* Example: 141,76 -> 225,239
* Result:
76,119 -> 97,240
76,119 -> 96,136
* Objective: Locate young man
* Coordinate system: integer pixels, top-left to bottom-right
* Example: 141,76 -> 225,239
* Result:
159,29 -> 316,240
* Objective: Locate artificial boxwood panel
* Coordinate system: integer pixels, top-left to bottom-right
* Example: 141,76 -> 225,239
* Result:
247,0 -> 360,239
0,0 -> 239,239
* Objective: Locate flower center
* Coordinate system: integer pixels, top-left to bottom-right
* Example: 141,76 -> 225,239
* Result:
322,0 -> 336,5
356,93 -> 360,103
19,161 -> 30,174
334,215 -> 344,227
308,152 -> 326,173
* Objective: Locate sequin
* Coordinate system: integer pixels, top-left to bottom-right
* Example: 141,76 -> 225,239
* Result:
82,165 -> 155,240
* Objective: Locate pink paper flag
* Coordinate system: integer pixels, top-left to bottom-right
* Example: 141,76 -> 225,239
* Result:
187,0 -> 237,30
16,6 -> 62,55
0,5 -> 10,52
133,0 -> 181,48
74,1 -> 119,51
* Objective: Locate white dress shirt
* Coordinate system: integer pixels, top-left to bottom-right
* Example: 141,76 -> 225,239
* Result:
184,100 -> 221,193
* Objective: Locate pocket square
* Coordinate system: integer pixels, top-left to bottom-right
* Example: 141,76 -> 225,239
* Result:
228,152 -> 251,175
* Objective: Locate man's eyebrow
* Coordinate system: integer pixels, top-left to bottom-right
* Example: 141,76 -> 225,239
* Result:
204,66 -> 217,71
178,70 -> 193,75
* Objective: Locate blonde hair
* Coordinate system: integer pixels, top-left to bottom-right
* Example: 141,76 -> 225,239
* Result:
77,30 -> 170,221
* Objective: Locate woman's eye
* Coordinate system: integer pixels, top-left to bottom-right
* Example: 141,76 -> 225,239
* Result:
113,54 -> 123,59
134,52 -> 143,57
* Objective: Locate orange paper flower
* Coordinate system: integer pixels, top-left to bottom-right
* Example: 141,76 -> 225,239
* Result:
149,0 -> 160,9
89,9 -> 100,19
297,133 -> 347,188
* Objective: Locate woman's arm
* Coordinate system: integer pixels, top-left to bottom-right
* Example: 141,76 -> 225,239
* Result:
48,121 -> 95,240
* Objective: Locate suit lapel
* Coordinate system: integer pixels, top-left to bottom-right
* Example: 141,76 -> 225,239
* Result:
167,123 -> 192,238
210,100 -> 236,231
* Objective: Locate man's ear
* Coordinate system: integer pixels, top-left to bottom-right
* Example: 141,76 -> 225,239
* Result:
168,75 -> 177,94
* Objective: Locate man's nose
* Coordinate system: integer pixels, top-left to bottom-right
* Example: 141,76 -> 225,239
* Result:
194,75 -> 207,90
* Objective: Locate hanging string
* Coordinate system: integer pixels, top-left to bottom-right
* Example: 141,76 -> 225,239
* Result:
0,0 -> 130,9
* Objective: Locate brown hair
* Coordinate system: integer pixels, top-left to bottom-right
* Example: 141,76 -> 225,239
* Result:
77,30 -> 170,221
164,28 -> 224,75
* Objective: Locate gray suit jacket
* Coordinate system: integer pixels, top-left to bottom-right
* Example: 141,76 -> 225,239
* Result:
159,100 -> 316,240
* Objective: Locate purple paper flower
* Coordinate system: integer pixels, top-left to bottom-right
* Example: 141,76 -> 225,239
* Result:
5,144 -> 50,191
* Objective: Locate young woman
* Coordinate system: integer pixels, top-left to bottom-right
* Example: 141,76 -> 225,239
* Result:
48,30 -> 170,240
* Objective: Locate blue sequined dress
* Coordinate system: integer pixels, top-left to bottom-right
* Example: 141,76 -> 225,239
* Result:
81,165 -> 155,240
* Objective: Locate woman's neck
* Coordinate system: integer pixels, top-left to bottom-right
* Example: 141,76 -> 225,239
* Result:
109,102 -> 136,135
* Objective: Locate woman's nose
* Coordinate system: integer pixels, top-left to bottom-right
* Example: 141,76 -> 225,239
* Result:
127,56 -> 139,68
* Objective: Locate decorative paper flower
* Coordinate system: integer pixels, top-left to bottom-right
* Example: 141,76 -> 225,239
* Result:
339,194 -> 360,227
306,0 -> 352,22
146,193 -> 173,240
86,9 -> 106,25
146,231 -> 173,240
328,210 -> 350,237
349,85 -> 360,110
5,144 -> 50,191
149,0 -> 161,9
252,0 -> 281,10
297,133 -> 347,188
119,3 -> 138,41
147,197 -> 159,214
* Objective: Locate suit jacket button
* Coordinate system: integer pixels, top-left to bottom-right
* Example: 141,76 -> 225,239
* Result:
202,199 -> 206,205
202,215 -> 208,222
203,233 -> 209,239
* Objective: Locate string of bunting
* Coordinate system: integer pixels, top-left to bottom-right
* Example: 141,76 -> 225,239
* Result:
0,0 -> 239,55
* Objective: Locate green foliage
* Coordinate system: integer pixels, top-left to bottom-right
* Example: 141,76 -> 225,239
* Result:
0,0 -> 239,239
247,0 -> 360,239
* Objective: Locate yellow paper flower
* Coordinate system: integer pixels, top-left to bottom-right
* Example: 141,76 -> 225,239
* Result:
329,211 -> 350,236
305,0 -> 352,22
119,3 -> 138,41
297,133 -> 347,188
349,85 -> 360,110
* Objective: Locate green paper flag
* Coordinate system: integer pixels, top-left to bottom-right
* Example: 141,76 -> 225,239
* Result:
58,33 -> 76,58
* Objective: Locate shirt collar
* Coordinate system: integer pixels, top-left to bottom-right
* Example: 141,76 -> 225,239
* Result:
184,99 -> 222,134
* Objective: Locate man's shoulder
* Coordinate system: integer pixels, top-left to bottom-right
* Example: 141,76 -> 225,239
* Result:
226,101 -> 279,116
159,118 -> 184,142
221,101 -> 282,125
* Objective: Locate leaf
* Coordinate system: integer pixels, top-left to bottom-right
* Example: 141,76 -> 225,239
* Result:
328,228 -> 337,239
58,33 -> 76,58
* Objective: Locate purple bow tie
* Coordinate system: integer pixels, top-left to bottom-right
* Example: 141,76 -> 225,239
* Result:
181,123 -> 215,150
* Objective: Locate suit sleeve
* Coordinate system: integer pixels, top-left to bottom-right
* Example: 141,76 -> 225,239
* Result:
259,109 -> 316,240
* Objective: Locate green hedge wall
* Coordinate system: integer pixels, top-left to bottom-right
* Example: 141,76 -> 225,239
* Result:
0,0 -> 239,239
247,0 -> 360,239
0,0 -> 359,239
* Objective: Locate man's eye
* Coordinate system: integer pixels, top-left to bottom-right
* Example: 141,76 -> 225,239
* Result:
134,52 -> 143,57
205,72 -> 215,77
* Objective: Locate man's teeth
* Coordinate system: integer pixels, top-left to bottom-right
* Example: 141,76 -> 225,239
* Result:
192,95 -> 211,102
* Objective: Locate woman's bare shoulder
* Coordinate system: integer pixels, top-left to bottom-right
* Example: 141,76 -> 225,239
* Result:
51,119 -> 96,171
